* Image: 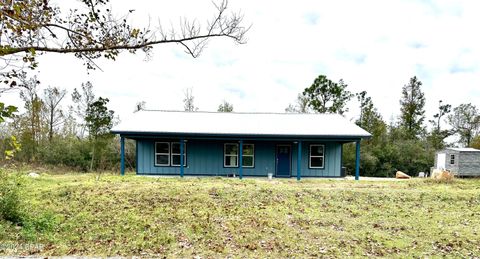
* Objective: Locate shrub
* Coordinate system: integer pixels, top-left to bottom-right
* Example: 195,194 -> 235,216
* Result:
0,170 -> 24,223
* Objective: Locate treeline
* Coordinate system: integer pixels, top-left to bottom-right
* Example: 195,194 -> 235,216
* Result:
286,75 -> 480,176
0,78 -> 135,171
2,74 -> 479,177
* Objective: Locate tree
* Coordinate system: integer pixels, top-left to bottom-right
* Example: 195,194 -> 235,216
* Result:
302,75 -> 353,114
448,103 -> 480,147
399,76 -> 426,139
71,81 -> 95,137
134,101 -> 146,112
285,94 -> 310,113
428,100 -> 452,150
471,135 -> 480,149
183,88 -> 198,112
218,100 -> 233,112
42,86 -> 67,141
342,91 -> 390,177
18,75 -> 44,159
85,97 -> 114,171
86,97 -> 114,139
0,0 -> 248,89
356,91 -> 387,138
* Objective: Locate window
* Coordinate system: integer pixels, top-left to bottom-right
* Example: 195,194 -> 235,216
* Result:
224,143 -> 238,167
242,144 -> 255,167
450,154 -> 455,165
171,142 -> 187,166
224,143 -> 255,168
155,142 -> 170,166
309,144 -> 325,168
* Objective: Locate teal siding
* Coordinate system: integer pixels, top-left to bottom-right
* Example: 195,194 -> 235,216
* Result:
136,139 -> 343,177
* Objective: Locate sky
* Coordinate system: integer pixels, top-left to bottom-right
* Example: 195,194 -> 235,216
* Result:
2,0 -> 480,130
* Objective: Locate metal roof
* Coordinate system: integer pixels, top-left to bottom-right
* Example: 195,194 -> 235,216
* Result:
446,147 -> 480,152
111,110 -> 372,139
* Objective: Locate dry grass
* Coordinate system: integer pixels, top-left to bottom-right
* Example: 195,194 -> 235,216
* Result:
1,173 -> 480,257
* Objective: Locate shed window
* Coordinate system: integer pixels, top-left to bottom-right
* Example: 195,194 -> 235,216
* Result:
171,142 -> 187,166
155,142 -> 170,166
242,144 -> 255,168
309,144 -> 325,169
450,154 -> 455,165
224,143 -> 238,167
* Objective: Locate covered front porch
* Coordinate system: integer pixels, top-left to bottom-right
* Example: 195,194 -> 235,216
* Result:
119,134 -> 363,180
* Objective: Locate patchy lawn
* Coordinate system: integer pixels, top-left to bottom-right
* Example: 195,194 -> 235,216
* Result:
1,173 -> 480,257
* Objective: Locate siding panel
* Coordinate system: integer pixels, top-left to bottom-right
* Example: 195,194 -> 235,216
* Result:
137,139 -> 343,177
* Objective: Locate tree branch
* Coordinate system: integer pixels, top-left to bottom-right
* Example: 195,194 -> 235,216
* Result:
0,32 -> 242,56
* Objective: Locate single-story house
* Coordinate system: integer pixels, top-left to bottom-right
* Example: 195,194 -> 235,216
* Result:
435,147 -> 480,177
111,110 -> 371,179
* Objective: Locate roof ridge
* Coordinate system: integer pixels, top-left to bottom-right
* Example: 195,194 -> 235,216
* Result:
140,109 -> 342,116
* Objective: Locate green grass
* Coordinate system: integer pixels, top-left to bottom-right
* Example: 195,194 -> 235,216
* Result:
1,173 -> 480,257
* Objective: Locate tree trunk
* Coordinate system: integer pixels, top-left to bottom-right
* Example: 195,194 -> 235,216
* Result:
90,143 -> 96,171
49,108 -> 54,141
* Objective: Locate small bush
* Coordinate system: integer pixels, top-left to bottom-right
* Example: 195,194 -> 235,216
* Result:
0,170 -> 24,223
21,211 -> 58,241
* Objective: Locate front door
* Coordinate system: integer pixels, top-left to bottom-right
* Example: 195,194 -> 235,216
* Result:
276,145 -> 291,177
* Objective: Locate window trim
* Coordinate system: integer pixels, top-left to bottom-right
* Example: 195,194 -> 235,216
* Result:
450,154 -> 455,165
309,144 -> 325,169
154,142 -> 170,166
242,143 -> 255,168
224,143 -> 239,168
171,142 -> 187,167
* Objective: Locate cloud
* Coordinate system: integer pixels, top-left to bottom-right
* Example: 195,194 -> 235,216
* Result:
304,12 -> 320,25
2,0 -> 480,130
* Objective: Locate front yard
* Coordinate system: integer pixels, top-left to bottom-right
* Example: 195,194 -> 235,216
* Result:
1,173 -> 480,257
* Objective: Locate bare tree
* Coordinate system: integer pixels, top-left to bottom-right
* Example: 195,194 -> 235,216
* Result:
18,75 -> 43,156
0,0 -> 249,89
134,101 -> 146,113
42,86 -> 67,141
183,88 -> 198,112
71,81 -> 95,137
285,94 -> 310,113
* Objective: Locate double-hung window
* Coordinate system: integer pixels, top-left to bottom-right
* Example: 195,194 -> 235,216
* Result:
155,142 -> 170,166
224,143 -> 238,167
224,143 -> 255,168
171,142 -> 187,166
242,144 -> 255,167
309,144 -> 325,169
450,154 -> 455,165
155,142 -> 186,166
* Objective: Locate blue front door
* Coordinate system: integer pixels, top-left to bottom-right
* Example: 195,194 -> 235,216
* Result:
276,145 -> 291,177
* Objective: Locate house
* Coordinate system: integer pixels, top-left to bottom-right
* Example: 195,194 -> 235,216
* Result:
435,148 -> 480,177
111,110 -> 371,179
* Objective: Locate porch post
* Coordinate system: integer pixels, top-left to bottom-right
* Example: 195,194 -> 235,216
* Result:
297,141 -> 302,181
239,140 -> 243,179
120,136 -> 125,176
355,139 -> 360,180
180,139 -> 185,178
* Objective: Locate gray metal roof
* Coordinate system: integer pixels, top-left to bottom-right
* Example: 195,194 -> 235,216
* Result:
446,147 -> 480,152
111,110 -> 372,138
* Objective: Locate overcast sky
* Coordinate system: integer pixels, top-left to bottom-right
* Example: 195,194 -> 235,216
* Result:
3,0 -> 480,129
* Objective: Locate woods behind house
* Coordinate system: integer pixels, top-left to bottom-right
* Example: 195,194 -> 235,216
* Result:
1,75 -> 479,176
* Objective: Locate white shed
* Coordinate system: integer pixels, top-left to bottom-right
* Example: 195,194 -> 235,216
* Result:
435,148 -> 480,177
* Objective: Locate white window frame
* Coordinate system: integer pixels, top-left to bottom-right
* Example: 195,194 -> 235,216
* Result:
242,144 -> 255,168
224,143 -> 239,168
171,142 -> 187,167
155,142 -> 170,166
450,154 -> 455,165
309,144 -> 325,169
